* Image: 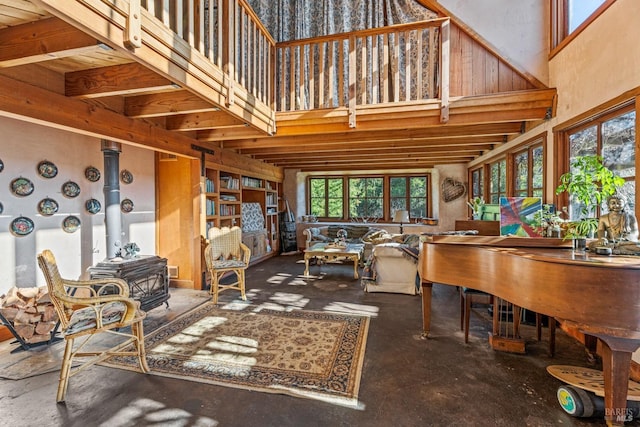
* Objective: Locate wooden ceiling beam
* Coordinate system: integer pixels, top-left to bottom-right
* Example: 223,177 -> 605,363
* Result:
251,146 -> 491,160
279,156 -> 474,168
0,17 -> 100,68
0,73 -> 200,158
236,138 -> 500,155
223,123 -> 520,148
265,154 -> 481,165
166,111 -> 246,131
65,62 -> 177,98
125,90 -> 218,118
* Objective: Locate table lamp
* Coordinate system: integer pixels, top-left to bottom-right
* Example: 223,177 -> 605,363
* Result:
392,209 -> 410,234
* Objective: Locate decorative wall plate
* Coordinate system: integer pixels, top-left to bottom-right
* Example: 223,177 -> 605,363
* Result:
0,158 -> 4,173
38,198 -> 59,216
11,177 -> 34,197
62,181 -> 81,198
85,166 -> 100,182
37,160 -> 58,178
62,215 -> 81,233
11,216 -> 34,236
85,198 -> 101,214
121,198 -> 134,213
120,169 -> 134,184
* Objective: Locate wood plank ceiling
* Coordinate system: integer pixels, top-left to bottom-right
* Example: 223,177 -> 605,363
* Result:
0,0 -> 556,171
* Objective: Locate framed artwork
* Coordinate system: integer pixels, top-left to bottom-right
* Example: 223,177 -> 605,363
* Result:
499,197 -> 542,237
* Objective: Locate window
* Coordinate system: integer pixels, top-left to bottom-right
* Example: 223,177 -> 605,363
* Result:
551,0 -> 614,53
488,159 -> 507,204
562,106 -> 636,219
470,134 -> 546,208
390,176 -> 428,218
307,174 -> 430,221
309,177 -> 343,218
470,168 -> 484,201
568,0 -> 606,33
513,143 -> 544,198
349,177 -> 383,219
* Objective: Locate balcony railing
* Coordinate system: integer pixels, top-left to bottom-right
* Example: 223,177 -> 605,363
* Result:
139,0 -> 275,109
275,18 -> 450,125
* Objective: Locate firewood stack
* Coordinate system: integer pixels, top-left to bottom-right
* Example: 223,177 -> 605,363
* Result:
0,286 -> 58,344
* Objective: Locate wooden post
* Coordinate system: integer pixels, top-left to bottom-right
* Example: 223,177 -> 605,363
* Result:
440,19 -> 450,123
348,35 -> 356,128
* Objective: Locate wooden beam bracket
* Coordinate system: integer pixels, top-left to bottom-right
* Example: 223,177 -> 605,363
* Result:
124,0 -> 142,49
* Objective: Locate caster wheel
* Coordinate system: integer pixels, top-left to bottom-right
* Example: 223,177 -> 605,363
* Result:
557,385 -> 596,417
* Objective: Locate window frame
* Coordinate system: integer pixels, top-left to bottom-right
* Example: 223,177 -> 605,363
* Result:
553,102 -> 636,219
510,142 -> 545,198
306,173 -> 431,222
469,133 -> 547,214
550,0 -> 616,59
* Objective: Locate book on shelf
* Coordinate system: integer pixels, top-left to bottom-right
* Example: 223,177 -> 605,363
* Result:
220,194 -> 237,201
242,176 -> 263,188
219,205 -> 236,216
220,176 -> 239,190
206,199 -> 215,215
205,178 -> 215,193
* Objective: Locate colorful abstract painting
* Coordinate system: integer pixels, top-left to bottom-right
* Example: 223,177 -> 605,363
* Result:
499,197 -> 542,237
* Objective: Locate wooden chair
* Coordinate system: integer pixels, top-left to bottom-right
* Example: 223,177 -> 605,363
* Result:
36,250 -> 149,403
460,287 -> 493,343
204,226 -> 251,304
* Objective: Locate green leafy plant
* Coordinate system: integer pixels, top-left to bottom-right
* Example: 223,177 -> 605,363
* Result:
555,155 -> 625,238
532,204 -> 563,237
467,196 -> 485,218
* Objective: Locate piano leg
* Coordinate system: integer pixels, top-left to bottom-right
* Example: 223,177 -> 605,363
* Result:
421,281 -> 433,338
596,335 -> 640,426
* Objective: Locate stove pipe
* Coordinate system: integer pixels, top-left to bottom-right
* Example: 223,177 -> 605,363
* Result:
102,140 -> 122,259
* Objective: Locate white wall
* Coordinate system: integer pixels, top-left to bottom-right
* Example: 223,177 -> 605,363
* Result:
0,116 -> 156,294
439,0 -> 549,85
549,0 -> 640,119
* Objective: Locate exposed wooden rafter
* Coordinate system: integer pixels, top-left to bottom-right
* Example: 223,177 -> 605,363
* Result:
0,1 -> 557,172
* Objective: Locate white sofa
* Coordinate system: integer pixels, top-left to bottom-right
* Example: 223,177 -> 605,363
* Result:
361,234 -> 421,295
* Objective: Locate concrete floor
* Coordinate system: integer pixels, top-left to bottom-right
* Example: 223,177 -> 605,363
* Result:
0,254 -> 635,426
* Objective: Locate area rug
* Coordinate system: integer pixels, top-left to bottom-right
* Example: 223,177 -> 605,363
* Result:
102,302 -> 370,407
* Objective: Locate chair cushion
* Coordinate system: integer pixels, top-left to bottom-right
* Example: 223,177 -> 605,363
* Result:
213,259 -> 248,269
65,301 -> 126,335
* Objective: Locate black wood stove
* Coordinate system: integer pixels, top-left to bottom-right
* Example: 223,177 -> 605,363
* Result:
88,255 -> 170,312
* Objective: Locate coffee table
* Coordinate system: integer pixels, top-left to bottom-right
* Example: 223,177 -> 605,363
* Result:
303,242 -> 364,279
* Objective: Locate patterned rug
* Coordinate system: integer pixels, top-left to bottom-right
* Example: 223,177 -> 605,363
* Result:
102,302 -> 370,407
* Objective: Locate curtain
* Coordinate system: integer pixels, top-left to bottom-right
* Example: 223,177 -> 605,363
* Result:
247,0 -> 437,43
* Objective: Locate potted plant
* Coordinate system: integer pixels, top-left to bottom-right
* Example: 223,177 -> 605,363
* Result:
532,204 -> 563,237
467,196 -> 485,220
555,155 -> 625,243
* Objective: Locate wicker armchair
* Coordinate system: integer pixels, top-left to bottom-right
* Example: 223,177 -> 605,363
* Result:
204,226 -> 251,304
36,250 -> 149,403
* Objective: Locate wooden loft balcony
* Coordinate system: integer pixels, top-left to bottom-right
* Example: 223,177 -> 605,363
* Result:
0,1 -> 556,170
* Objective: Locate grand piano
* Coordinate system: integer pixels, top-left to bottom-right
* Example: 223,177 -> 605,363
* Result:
420,235 -> 640,425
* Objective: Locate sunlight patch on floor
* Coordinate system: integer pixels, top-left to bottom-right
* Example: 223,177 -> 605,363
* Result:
100,397 -> 218,427
323,301 -> 380,318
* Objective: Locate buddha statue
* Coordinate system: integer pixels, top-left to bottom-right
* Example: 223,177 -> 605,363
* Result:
589,194 -> 640,255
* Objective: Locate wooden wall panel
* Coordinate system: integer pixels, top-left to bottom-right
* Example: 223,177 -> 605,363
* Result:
448,22 -> 537,98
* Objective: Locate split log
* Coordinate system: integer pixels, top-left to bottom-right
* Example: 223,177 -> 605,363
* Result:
0,286 -> 58,344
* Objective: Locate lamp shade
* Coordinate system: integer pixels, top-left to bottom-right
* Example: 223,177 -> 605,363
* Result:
392,209 -> 410,223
